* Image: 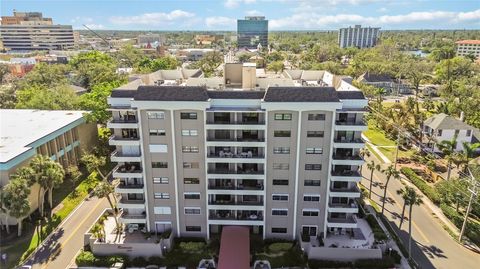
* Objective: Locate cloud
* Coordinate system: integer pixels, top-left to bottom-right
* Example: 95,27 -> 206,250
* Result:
246,10 -> 263,16
205,16 -> 236,28
224,0 -> 257,9
270,9 -> 480,29
377,7 -> 388,13
109,10 -> 195,26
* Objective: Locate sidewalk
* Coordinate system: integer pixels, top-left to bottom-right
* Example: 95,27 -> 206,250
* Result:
362,133 -> 391,164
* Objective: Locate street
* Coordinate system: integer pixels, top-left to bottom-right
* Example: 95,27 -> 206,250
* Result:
23,195 -> 109,269
361,156 -> 480,269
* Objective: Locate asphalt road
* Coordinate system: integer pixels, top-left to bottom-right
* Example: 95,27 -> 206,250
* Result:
23,195 -> 109,269
361,157 -> 480,269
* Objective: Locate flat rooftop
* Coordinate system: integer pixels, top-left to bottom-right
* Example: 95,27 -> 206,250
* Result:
0,109 -> 85,164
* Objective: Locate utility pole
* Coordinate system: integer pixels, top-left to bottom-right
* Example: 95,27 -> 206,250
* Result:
459,167 -> 479,242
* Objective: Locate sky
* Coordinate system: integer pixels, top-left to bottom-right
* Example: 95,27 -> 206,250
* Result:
1,0 -> 479,31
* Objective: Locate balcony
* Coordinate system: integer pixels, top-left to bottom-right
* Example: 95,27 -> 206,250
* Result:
117,198 -> 145,209
119,211 -> 147,224
330,170 -> 361,182
333,137 -> 365,148
328,201 -> 359,213
111,150 -> 142,162
208,184 -> 264,191
334,120 -> 367,131
208,200 -> 263,206
332,154 -> 364,166
206,120 -> 265,125
112,164 -> 143,178
115,182 -> 144,194
207,169 -> 264,175
108,135 -> 141,146
207,151 -> 265,164
107,118 -> 138,129
208,210 -> 264,225
330,185 -> 361,198
327,216 -> 358,229
206,137 -> 265,142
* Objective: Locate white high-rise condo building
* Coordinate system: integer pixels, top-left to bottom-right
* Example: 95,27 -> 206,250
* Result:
107,66 -> 369,244
455,40 -> 480,59
338,25 -> 380,49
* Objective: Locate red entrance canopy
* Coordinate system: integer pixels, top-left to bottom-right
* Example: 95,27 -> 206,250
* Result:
218,226 -> 250,269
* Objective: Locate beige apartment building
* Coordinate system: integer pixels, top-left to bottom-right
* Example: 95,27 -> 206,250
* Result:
107,65 -> 367,242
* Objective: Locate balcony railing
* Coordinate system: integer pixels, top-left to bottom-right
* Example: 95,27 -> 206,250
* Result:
206,137 -> 265,142
206,120 -> 265,125
327,216 -> 357,224
208,184 -> 264,191
333,138 -> 364,143
117,183 -> 144,189
115,165 -> 143,174
209,214 -> 264,221
120,211 -> 146,219
207,153 -> 264,159
330,185 -> 360,193
207,169 -> 264,175
329,202 -> 358,208
119,198 -> 145,204
110,118 -> 138,123
335,120 -> 366,126
109,135 -> 140,141
208,200 -> 264,206
111,150 -> 141,158
331,170 -> 361,177
332,154 -> 363,160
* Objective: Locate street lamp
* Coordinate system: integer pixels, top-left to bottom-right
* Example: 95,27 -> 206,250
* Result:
388,247 -> 392,257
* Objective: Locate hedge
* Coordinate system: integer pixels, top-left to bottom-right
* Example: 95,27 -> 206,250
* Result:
440,203 -> 480,245
75,250 -> 126,267
366,214 -> 388,242
308,258 -> 395,269
400,167 -> 441,204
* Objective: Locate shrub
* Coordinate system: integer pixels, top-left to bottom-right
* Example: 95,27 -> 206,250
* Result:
355,258 -> 395,268
75,250 -> 95,266
440,203 -> 480,245
400,167 -> 441,204
366,214 -> 388,242
75,251 -> 125,267
130,256 -> 148,267
308,259 -> 353,269
387,249 -> 402,264
179,241 -> 205,253
268,242 -> 293,253
160,229 -> 172,239
148,256 -> 164,265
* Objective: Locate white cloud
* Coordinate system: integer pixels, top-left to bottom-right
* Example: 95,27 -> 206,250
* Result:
205,16 -> 236,28
270,9 -> 480,29
246,10 -> 263,16
109,10 -> 195,26
377,7 -> 388,13
224,0 -> 257,9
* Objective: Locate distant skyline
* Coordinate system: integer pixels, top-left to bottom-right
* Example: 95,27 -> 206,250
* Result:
1,0 -> 479,31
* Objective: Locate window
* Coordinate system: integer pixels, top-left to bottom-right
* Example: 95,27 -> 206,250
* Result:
154,193 -> 170,199
306,147 -> 323,154
272,209 -> 288,216
152,162 -> 168,168
437,129 -> 442,136
153,177 -> 169,184
184,193 -> 200,199
184,178 -> 200,184
307,131 -> 324,137
304,180 -> 321,186
273,163 -> 289,170
273,147 -> 290,154
182,146 -> 199,153
274,130 -> 291,137
149,144 -> 168,153
467,130 -> 472,137
273,179 -> 289,186
304,195 -> 320,202
181,112 -> 197,120
183,162 -> 199,169
271,227 -> 287,234
147,111 -> 165,119
305,164 -> 322,170
308,113 -> 325,120
274,113 -> 292,120
182,129 -> 198,136
186,226 -> 201,232
184,207 -> 201,215
149,129 -> 166,136
272,194 -> 288,201
154,206 -> 171,215
303,210 -> 319,216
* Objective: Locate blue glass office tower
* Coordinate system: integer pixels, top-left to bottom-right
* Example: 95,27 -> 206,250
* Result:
237,16 -> 268,49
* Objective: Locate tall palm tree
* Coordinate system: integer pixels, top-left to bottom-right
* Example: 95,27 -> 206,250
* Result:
397,186 -> 416,229
94,182 -> 118,227
461,142 -> 480,171
381,165 -> 401,216
359,148 -> 371,173
407,190 -> 423,260
91,223 -> 105,242
367,160 -> 381,199
45,161 -> 65,211
2,178 -> 31,236
437,136 -> 458,180
81,152 -> 112,181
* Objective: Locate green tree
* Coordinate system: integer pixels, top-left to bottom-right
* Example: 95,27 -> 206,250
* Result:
407,190 -> 423,260
79,80 -> 124,124
0,85 -> 17,109
15,84 -> 79,110
397,186 -> 416,229
461,142 -> 480,169
115,45 -> 145,68
2,177 -> 31,236
195,51 -> 223,77
265,51 -> 285,63
267,61 -> 285,74
44,161 -> 65,211
381,165 -> 401,217
80,152 -> 110,181
15,62 -> 70,89
367,160 -> 382,199
93,181 -> 118,227
66,165 -> 82,189
0,63 -> 9,83
404,58 -> 433,100
437,135 -> 458,180
70,51 -> 123,89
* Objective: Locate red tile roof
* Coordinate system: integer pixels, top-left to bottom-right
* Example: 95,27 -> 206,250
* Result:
455,40 -> 480,45
218,226 -> 250,269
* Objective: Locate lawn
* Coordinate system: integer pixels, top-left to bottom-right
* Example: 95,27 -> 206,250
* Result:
364,126 -> 415,162
0,171 -> 99,268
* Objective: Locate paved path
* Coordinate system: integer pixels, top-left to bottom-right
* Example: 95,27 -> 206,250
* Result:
23,195 -> 109,269
362,156 -> 480,269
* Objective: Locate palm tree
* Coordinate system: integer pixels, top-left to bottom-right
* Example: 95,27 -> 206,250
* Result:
45,161 -> 65,211
407,190 -> 423,260
367,160 -> 381,199
81,153 -> 112,181
460,142 -> 480,171
397,186 -> 416,229
94,182 -> 118,227
2,178 -> 31,236
0,189 -> 10,234
381,165 -> 401,216
437,136 -> 458,180
91,223 -> 105,242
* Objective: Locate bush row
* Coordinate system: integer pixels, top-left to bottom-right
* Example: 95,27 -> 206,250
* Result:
308,257 -> 395,269
365,214 -> 388,242
400,167 -> 441,204
440,203 -> 480,245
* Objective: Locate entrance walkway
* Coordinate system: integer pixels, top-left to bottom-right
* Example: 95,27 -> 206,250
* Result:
218,226 -> 250,269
